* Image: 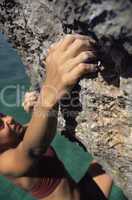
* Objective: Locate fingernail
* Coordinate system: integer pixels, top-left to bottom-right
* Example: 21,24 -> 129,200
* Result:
90,65 -> 98,72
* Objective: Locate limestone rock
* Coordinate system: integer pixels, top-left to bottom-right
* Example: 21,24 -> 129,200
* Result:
0,0 -> 132,198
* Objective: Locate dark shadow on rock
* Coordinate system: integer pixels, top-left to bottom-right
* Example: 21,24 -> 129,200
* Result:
98,36 -> 132,80
60,82 -> 82,137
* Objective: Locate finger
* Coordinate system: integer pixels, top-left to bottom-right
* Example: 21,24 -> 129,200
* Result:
73,34 -> 96,45
27,95 -> 38,102
59,35 -> 76,51
64,39 -> 96,59
60,34 -> 96,52
71,51 -> 97,70
29,100 -> 37,107
24,96 -> 38,105
29,95 -> 38,101
23,100 -> 36,112
49,34 -> 96,53
24,91 -> 38,98
24,99 -> 37,106
69,63 -> 98,82
25,105 -> 34,112
63,51 -> 97,73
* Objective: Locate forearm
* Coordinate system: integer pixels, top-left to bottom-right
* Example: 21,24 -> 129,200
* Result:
19,34 -> 97,162
21,87 -> 59,158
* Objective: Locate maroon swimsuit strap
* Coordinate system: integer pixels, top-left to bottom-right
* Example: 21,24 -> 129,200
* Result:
30,176 -> 61,199
30,147 -> 62,199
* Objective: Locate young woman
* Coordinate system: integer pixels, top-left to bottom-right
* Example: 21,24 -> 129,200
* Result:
0,34 -> 112,200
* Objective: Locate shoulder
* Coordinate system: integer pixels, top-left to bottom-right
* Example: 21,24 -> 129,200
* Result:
0,143 -> 33,177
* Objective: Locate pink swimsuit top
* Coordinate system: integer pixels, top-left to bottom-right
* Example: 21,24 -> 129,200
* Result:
30,176 -> 61,199
30,148 -> 62,199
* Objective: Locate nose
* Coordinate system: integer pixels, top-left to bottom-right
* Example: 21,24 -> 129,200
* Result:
3,116 -> 14,125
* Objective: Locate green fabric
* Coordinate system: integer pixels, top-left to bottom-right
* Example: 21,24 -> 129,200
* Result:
0,177 -> 127,200
51,134 -> 93,183
109,184 -> 128,200
51,134 -> 127,200
0,176 -> 36,200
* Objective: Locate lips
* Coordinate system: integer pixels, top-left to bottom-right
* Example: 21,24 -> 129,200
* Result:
7,121 -> 25,142
8,122 -> 21,134
15,124 -> 20,131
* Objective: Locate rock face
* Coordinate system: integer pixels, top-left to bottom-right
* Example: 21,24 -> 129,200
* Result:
0,0 -> 132,198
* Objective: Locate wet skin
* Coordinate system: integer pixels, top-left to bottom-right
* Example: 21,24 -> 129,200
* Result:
0,115 -> 80,200
0,114 -> 112,200
0,114 -> 25,152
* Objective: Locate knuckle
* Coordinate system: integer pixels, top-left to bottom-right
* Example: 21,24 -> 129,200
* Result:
78,63 -> 86,68
62,75 -> 68,85
66,34 -> 72,39
83,51 -> 96,59
81,52 -> 89,59
86,51 -> 92,58
89,51 -> 95,56
86,40 -> 92,46
89,37 -> 96,44
66,34 -> 75,41
86,36 -> 96,43
75,39 -> 84,46
87,36 -> 93,41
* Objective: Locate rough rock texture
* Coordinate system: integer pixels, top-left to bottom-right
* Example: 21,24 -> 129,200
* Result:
0,0 -> 132,198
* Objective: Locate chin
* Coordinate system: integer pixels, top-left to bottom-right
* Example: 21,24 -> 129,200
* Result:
0,143 -> 15,153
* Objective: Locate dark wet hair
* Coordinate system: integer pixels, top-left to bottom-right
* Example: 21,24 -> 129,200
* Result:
0,113 -> 6,153
0,113 -> 5,130
0,113 -> 5,118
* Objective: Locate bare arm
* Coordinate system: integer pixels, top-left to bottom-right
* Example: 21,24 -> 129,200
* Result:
21,34 -> 97,164
0,34 -> 97,177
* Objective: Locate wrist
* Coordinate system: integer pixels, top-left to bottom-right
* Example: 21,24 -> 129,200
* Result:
39,85 -> 59,108
33,90 -> 59,116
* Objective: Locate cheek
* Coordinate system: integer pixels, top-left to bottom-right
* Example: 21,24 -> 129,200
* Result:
0,129 -> 12,144
0,135 -> 14,151
0,136 -> 10,145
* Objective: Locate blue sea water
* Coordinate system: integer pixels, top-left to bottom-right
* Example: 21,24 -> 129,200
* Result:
0,33 -> 31,124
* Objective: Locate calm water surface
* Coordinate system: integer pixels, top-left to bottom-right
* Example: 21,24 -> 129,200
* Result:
0,33 -> 31,124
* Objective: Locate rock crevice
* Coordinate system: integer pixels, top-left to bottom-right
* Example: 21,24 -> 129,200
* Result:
0,0 -> 132,198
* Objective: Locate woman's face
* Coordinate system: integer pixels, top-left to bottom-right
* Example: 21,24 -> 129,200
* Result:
0,114 -> 25,152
